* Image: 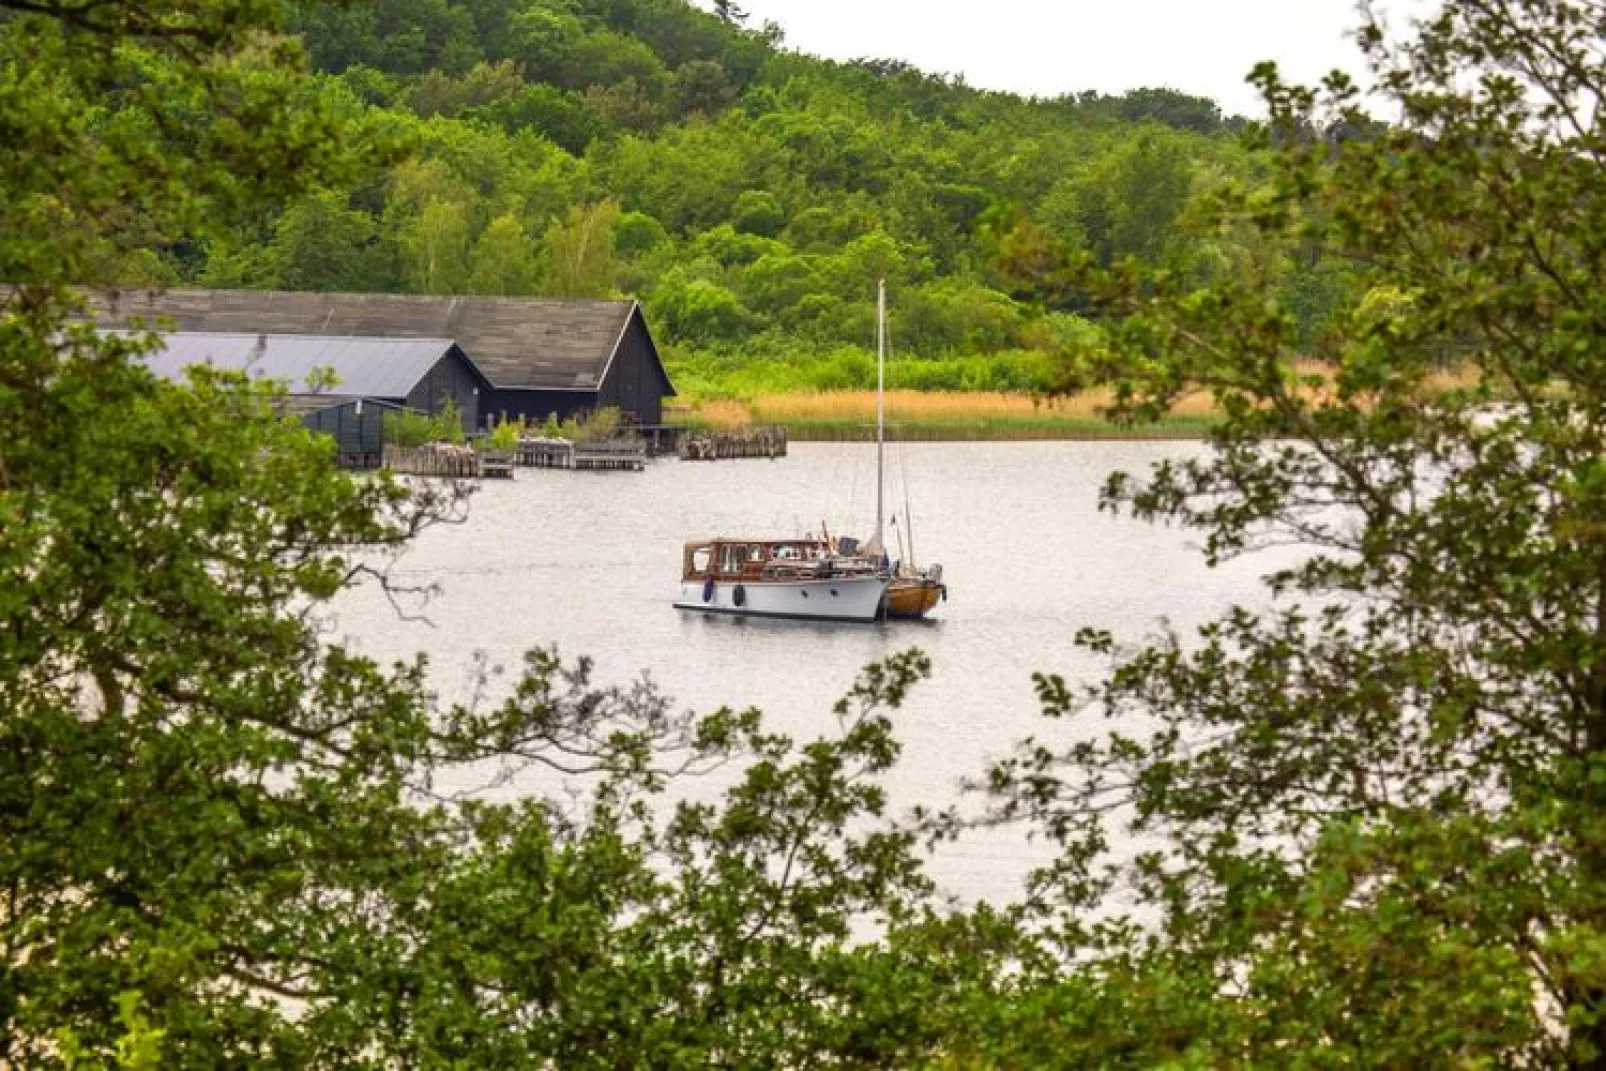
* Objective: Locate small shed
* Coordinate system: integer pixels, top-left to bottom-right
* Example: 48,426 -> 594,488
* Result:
296,397 -> 402,469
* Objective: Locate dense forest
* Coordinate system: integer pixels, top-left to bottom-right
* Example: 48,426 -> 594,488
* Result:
105,0 -> 1347,396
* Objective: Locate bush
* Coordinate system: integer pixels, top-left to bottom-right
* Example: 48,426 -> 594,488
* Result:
484,418 -> 521,451
384,397 -> 465,447
568,405 -> 626,442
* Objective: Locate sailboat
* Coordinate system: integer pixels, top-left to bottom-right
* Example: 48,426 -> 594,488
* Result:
671,280 -> 942,623
672,535 -> 889,622
862,280 -> 947,619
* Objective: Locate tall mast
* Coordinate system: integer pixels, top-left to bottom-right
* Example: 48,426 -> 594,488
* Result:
903,458 -> 916,568
869,279 -> 886,557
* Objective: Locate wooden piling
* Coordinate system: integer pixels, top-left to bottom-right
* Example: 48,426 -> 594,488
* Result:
515,437 -> 646,472
383,443 -> 483,478
678,425 -> 788,461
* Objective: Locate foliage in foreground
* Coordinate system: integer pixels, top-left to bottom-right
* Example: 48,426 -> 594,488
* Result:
954,0 -> 1606,1064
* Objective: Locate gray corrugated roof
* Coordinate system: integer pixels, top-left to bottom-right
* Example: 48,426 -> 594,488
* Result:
89,289 -> 643,391
124,332 -> 460,398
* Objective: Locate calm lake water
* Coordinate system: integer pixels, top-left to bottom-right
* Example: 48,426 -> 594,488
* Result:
330,441 -> 1289,905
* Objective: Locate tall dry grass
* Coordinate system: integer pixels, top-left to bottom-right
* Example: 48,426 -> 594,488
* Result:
683,399 -> 752,429
752,389 -> 1221,424
676,365 -> 1484,440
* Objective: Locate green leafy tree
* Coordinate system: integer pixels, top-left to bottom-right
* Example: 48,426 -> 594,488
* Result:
465,82 -> 603,152
538,199 -> 620,297
559,28 -> 667,97
895,277 -> 1023,355
613,208 -> 669,257
0,1 -> 376,290
469,211 -> 537,295
730,188 -> 786,237
399,195 -> 474,292
267,190 -> 387,291
1058,128 -> 1194,268
649,265 -> 757,341
971,2 -> 1606,1063
738,249 -> 824,316
671,56 -> 737,117
507,0 -> 584,81
293,0 -> 482,75
581,75 -> 667,133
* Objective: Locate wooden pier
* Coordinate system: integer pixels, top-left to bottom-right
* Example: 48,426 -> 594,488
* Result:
516,437 -> 646,472
678,425 -> 787,461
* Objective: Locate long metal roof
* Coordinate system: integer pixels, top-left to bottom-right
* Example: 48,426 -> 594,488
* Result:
88,289 -> 661,392
130,332 -> 462,398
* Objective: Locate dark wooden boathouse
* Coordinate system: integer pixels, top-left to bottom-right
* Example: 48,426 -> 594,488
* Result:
91,288 -> 676,428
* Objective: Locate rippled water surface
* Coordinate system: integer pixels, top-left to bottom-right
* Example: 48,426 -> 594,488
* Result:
331,441 -> 1287,903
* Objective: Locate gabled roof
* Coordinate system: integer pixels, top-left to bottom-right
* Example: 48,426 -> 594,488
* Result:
279,394 -> 406,418
90,288 -> 648,392
127,332 -> 467,398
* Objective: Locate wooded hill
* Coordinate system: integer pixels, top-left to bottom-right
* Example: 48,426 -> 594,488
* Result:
122,0 -> 1347,396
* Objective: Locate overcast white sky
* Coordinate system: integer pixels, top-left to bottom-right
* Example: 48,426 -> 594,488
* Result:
701,0 -> 1374,118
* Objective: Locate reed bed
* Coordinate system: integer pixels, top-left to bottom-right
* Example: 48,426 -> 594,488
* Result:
674,365 -> 1487,441
754,389 -> 1220,424
679,390 -> 1218,440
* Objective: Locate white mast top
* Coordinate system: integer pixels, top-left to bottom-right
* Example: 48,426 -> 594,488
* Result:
867,279 -> 886,557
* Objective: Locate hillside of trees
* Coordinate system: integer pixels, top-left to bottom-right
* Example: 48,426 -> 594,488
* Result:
107,0 -> 1346,395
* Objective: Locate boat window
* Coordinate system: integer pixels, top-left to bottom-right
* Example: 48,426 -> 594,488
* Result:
747,545 -> 764,562
719,545 -> 743,572
691,547 -> 710,573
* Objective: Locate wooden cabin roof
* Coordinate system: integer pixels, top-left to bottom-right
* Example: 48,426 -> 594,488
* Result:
88,288 -> 647,392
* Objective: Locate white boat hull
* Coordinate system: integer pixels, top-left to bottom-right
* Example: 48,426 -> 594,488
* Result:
675,575 -> 889,623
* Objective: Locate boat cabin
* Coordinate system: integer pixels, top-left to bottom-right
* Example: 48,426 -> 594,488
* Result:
681,540 -> 877,583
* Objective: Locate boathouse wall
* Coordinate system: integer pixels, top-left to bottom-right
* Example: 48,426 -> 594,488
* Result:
404,345 -> 486,432
596,312 -> 672,427
485,389 -> 589,426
